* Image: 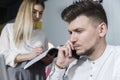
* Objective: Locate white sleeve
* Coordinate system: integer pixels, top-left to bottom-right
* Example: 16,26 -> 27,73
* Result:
0,24 -> 10,50
0,24 -> 20,67
113,60 -> 120,80
0,49 -> 20,67
47,63 -> 66,80
112,46 -> 120,80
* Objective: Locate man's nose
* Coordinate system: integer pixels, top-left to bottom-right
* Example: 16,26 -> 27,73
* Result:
70,34 -> 77,42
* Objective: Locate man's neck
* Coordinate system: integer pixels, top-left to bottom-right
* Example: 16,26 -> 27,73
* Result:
88,41 -> 107,61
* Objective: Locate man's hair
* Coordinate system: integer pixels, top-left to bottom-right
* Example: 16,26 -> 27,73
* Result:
61,0 -> 107,26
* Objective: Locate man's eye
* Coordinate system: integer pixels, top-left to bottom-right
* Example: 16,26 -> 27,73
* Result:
39,12 -> 43,16
68,31 -> 72,35
69,32 -> 72,35
76,30 -> 81,33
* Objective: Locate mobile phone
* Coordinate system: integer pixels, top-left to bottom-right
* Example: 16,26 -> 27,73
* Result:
72,50 -> 80,59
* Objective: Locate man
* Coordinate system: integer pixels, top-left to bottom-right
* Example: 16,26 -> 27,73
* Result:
47,1 -> 120,80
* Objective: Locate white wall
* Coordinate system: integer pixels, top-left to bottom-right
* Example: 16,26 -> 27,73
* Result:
102,0 -> 120,45
43,0 -> 72,46
43,0 -> 120,46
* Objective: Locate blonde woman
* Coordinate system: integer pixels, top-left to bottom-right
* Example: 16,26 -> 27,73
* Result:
0,0 -> 48,80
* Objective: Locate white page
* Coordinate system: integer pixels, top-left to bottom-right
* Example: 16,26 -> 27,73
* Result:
24,47 -> 59,69
24,50 -> 49,69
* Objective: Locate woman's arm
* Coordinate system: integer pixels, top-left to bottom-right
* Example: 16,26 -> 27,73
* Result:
14,45 -> 44,64
0,24 -> 45,67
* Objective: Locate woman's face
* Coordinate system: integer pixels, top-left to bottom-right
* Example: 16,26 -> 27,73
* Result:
32,4 -> 44,25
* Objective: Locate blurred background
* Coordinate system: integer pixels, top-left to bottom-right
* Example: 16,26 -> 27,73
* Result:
0,0 -> 22,24
0,0 -> 22,33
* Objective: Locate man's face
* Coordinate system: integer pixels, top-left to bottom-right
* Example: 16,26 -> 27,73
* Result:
32,4 -> 44,24
68,15 -> 101,56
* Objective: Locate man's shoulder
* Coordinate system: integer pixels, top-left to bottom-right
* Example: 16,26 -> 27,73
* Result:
107,45 -> 120,50
110,45 -> 120,51
110,45 -> 120,70
109,45 -> 120,59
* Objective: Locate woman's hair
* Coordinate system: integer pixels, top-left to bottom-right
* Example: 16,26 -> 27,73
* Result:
34,0 -> 47,9
13,0 -> 47,47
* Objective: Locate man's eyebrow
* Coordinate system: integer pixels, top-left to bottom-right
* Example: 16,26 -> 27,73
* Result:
68,28 -> 84,33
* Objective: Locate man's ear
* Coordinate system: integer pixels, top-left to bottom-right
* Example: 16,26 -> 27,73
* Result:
98,22 -> 107,37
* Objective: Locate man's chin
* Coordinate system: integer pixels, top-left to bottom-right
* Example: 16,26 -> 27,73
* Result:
76,49 -> 84,55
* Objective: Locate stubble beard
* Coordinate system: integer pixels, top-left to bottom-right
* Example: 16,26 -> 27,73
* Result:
79,47 -> 95,57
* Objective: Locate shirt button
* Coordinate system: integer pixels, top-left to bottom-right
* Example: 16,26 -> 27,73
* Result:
90,74 -> 93,77
92,62 -> 95,64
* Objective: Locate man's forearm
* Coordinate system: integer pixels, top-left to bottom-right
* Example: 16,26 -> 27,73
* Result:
47,63 -> 66,80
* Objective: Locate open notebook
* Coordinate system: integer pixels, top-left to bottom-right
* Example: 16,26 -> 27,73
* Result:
24,47 -> 58,69
0,54 -> 9,80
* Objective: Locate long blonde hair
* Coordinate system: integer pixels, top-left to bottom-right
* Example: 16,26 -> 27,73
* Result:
13,0 -> 34,47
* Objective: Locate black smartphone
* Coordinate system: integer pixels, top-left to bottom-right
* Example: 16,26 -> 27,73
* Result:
72,50 -> 80,59
48,48 -> 80,59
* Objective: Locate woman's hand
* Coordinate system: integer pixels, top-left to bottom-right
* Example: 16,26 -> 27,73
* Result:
14,45 -> 45,64
28,45 -> 45,60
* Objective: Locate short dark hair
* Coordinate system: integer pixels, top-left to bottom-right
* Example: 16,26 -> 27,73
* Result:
61,1 -> 107,26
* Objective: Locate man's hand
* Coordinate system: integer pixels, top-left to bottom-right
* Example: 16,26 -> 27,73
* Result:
56,41 -> 75,69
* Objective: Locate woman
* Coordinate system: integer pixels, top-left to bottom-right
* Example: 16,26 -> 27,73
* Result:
0,0 -> 48,80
